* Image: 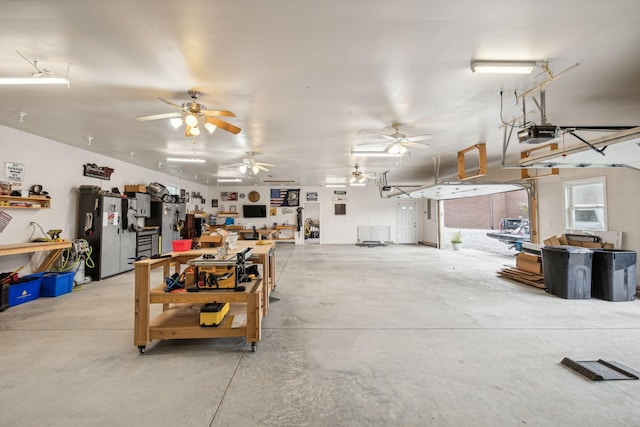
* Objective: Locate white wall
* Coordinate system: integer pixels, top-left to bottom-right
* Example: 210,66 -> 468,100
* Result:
206,185 -> 402,244
0,125 -> 208,273
537,167 -> 640,250
0,125 -> 407,273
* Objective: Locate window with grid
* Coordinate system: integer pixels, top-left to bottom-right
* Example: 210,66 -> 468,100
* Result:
563,177 -> 607,231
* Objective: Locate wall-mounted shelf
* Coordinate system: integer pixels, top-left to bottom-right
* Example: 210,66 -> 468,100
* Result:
0,195 -> 50,209
217,212 -> 239,218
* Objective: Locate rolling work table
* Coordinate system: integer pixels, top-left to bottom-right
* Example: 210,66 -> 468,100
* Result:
0,240 -> 72,272
133,241 -> 276,353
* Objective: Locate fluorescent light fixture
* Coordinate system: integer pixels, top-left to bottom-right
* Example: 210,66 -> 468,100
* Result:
350,183 -> 366,187
324,184 -> 346,188
351,151 -> 403,157
169,118 -> 183,129
470,60 -> 536,74
167,157 -> 206,163
204,122 -> 217,134
217,178 -> 242,182
261,179 -> 297,184
0,77 -> 70,85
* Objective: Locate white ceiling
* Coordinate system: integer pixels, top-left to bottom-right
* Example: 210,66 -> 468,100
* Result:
0,1 -> 639,188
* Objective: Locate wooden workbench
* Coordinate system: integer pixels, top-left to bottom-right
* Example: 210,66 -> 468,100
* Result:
0,240 -> 72,272
133,241 -> 276,353
275,225 -> 295,241
235,228 -> 278,240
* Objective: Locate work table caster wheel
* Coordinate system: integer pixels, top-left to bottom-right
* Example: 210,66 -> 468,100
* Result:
138,346 -> 146,354
251,342 -> 257,352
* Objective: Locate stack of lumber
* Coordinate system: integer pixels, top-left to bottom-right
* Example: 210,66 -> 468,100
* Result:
498,267 -> 546,290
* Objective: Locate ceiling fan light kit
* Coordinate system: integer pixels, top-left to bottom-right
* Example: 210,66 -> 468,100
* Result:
470,60 -> 537,74
184,114 -> 198,127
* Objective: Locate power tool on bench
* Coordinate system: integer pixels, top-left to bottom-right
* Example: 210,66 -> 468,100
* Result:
187,247 -> 254,291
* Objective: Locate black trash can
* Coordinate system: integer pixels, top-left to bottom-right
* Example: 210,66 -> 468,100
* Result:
591,249 -> 636,301
541,246 -> 593,299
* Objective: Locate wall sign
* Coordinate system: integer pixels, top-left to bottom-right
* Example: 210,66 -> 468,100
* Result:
5,162 -> 25,182
306,192 -> 318,201
83,163 -> 114,180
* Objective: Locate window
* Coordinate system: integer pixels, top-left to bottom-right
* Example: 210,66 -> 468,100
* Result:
563,177 -> 607,231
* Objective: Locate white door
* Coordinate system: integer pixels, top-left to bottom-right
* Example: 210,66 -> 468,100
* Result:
423,199 -> 439,247
397,202 -> 417,244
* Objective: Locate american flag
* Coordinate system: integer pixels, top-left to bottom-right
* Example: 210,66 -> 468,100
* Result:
270,188 -> 287,207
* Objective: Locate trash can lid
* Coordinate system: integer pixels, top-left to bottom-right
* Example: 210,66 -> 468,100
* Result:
542,245 -> 593,253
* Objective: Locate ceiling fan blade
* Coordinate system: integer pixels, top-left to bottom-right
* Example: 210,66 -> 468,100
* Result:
256,162 -> 275,167
202,110 -> 236,117
136,112 -> 182,122
405,134 -> 434,142
222,162 -> 244,168
256,165 -> 270,171
403,141 -> 431,149
380,135 -> 397,142
158,97 -> 187,111
205,117 -> 241,135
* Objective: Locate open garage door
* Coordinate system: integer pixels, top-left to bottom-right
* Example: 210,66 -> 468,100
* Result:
402,182 -> 530,251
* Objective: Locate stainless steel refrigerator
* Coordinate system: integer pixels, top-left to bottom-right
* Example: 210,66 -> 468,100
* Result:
77,191 -> 137,280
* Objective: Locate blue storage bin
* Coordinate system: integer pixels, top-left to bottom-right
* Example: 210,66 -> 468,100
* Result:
8,274 -> 43,306
40,272 -> 75,297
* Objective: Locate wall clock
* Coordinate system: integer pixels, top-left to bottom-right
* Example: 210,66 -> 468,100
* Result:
248,191 -> 260,202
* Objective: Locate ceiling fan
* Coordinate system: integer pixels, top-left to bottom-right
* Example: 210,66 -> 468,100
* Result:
349,164 -> 375,185
361,123 -> 433,154
136,90 -> 241,136
223,152 -> 275,175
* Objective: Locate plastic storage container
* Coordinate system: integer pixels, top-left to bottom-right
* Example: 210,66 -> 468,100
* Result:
591,249 -> 636,301
172,239 -> 192,252
542,246 -> 593,299
40,271 -> 75,297
8,274 -> 43,306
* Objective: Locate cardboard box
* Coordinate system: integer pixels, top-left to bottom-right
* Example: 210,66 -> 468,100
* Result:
199,234 -> 223,247
517,253 -> 543,274
125,185 -> 146,193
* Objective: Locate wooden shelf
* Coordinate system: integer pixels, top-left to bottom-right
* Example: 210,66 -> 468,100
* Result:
217,212 -> 239,217
0,195 -> 50,209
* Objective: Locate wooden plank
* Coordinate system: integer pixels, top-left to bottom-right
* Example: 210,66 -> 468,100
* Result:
0,240 -> 72,257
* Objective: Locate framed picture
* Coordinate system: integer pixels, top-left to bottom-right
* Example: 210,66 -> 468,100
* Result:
211,199 -> 218,208
221,192 -> 238,201
230,205 -> 236,213
335,203 -> 346,215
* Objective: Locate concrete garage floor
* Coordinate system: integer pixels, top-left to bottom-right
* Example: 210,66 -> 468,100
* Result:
2,244 -> 640,426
